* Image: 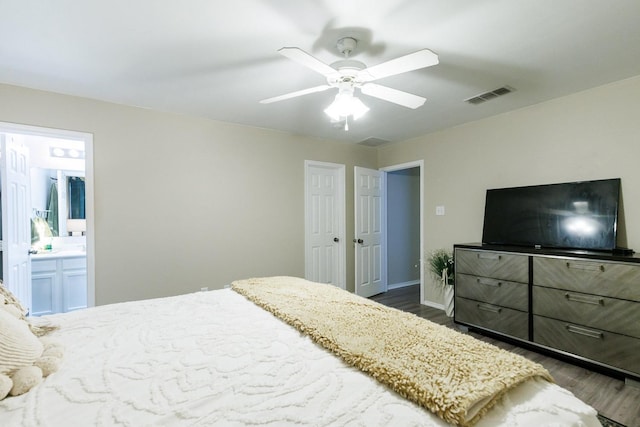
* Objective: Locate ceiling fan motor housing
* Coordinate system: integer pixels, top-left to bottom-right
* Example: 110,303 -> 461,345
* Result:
328,59 -> 367,87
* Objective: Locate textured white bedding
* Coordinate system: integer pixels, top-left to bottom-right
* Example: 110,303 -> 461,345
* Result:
1,289 -> 600,426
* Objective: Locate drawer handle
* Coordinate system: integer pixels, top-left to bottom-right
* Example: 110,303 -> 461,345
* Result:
477,278 -> 502,287
477,303 -> 502,314
478,253 -> 501,261
564,292 -> 604,306
565,324 -> 603,340
565,262 -> 605,273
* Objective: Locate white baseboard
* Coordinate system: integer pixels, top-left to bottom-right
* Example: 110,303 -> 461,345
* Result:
421,300 -> 445,310
387,280 -> 419,290
625,377 -> 640,388
387,281 -> 446,313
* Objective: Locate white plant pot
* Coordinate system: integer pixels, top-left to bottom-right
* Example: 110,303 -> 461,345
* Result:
444,286 -> 455,317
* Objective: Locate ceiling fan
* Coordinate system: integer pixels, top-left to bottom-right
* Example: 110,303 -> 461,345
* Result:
260,37 -> 439,130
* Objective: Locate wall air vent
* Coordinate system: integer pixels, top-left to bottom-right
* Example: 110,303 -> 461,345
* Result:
465,86 -> 515,105
358,137 -> 390,147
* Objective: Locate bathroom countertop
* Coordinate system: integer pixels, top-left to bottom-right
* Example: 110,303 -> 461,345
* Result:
31,250 -> 87,260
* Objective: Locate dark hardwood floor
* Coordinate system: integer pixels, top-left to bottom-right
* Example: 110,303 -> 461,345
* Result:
370,285 -> 640,427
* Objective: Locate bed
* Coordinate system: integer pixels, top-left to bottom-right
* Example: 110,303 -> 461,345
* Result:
1,276 -> 601,426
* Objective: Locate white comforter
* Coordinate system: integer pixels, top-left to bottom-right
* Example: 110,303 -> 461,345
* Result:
1,289 -> 600,426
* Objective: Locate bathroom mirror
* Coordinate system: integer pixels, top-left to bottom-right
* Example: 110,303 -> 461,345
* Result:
59,170 -> 86,236
67,175 -> 86,219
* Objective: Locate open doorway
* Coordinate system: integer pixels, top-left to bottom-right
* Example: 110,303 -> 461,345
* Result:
382,161 -> 423,303
0,121 -> 94,314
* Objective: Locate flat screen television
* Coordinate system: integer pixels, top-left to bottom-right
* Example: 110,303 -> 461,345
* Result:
482,178 -> 621,251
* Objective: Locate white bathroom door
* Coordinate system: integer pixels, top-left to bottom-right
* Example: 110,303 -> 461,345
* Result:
354,166 -> 387,297
304,161 -> 345,288
0,134 -> 32,312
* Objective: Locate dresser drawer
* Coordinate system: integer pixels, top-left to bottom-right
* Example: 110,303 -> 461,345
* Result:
534,316 -> 640,375
455,249 -> 528,283
456,273 -> 528,311
455,297 -> 529,340
533,257 -> 640,301
533,286 -> 640,339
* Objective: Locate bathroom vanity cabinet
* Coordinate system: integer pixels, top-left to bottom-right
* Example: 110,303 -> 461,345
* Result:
31,253 -> 87,316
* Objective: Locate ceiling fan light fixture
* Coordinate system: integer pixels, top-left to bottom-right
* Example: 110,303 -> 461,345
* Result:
324,91 -> 369,121
262,38 -> 439,130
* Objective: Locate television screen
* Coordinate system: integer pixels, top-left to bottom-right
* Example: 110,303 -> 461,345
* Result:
482,178 -> 621,251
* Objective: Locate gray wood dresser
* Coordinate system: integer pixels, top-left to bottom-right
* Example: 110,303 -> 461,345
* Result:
454,243 -> 640,382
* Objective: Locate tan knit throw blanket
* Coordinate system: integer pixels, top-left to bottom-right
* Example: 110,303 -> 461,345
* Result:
232,276 -> 554,426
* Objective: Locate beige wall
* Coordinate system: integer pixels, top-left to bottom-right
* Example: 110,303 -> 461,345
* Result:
0,84 -> 377,304
3,74 -> 639,307
378,75 -> 640,305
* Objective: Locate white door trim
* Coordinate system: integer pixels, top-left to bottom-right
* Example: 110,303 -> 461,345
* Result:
381,160 -> 424,305
304,160 -> 346,289
0,121 -> 95,308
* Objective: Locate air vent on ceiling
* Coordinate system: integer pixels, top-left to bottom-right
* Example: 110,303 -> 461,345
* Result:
465,86 -> 515,105
358,137 -> 390,147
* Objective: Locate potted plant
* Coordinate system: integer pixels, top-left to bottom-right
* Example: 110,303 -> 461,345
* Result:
427,249 -> 455,317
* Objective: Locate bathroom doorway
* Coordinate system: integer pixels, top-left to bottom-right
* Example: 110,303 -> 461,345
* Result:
381,161 -> 424,304
0,121 -> 94,314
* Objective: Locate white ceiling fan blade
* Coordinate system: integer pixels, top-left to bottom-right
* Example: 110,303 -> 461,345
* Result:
360,49 -> 439,82
361,83 -> 426,109
278,47 -> 339,77
260,85 -> 332,104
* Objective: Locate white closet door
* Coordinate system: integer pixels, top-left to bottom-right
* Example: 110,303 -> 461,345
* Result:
305,161 -> 345,288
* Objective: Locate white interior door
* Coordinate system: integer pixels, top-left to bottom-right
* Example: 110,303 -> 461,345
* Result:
354,166 -> 386,297
305,161 -> 345,288
1,134 -> 32,312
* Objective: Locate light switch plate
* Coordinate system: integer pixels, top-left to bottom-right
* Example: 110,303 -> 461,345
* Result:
436,205 -> 445,216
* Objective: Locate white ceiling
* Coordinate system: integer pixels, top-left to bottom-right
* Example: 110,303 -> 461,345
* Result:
2,0 -> 640,144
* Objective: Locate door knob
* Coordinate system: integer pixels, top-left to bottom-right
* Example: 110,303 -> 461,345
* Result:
353,238 -> 364,244
333,237 -> 339,243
